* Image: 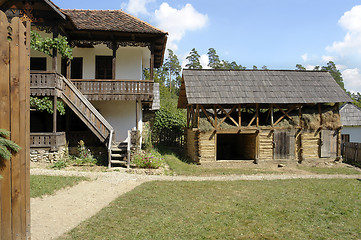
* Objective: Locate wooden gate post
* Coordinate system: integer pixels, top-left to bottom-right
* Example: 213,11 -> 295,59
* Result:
0,12 -> 31,240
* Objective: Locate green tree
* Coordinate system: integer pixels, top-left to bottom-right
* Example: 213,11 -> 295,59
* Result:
262,65 -> 268,70
295,64 -> 306,71
164,49 -> 182,92
253,65 -> 258,70
207,48 -> 222,69
185,48 -> 202,69
321,61 -> 345,91
313,66 -> 320,71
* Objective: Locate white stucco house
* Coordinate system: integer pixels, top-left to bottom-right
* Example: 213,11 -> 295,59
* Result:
340,103 -> 361,143
1,0 -> 167,166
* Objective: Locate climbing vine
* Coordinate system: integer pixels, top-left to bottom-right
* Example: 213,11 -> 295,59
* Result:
30,97 -> 66,115
30,30 -> 73,59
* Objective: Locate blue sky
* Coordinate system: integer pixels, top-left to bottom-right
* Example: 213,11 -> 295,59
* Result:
58,0 -> 361,93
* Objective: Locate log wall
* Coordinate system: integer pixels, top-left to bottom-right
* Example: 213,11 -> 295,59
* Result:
259,130 -> 273,161
301,130 -> 320,160
198,131 -> 216,162
185,129 -> 198,162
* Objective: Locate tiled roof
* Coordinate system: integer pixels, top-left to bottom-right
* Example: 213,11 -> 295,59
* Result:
340,103 -> 361,126
62,9 -> 166,34
179,69 -> 351,107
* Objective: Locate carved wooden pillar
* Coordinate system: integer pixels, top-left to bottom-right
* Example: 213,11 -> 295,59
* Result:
52,25 -> 59,72
112,42 -> 117,80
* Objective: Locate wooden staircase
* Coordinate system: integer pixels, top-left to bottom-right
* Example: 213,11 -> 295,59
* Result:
109,142 -> 130,168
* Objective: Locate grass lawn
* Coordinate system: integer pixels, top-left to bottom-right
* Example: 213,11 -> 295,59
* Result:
297,165 -> 361,175
60,179 -> 361,240
30,175 -> 88,198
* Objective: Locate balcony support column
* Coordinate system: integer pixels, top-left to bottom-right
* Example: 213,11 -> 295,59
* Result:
52,25 -> 59,72
112,42 -> 118,80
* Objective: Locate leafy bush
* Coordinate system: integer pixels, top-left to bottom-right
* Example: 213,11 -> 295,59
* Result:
73,140 -> 97,165
51,160 -> 68,170
133,150 -> 164,169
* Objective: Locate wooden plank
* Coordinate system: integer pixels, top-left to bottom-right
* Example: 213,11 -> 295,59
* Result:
0,10 -> 11,240
10,17 -> 22,238
200,105 -> 214,128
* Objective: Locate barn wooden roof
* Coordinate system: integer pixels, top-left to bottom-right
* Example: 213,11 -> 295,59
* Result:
178,69 -> 351,108
340,103 -> 361,126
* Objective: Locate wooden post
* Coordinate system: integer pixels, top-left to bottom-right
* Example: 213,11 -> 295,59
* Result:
214,105 -> 218,131
298,104 -> 302,128
112,42 -> 117,80
150,44 -> 154,81
196,104 -> 200,129
270,104 -> 274,127
66,58 -> 71,79
238,104 -> 241,129
256,103 -> 259,127
53,96 -> 57,133
135,100 -> 139,131
52,25 -> 59,72
318,103 -> 322,126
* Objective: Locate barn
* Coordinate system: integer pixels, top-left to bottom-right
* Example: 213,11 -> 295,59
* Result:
178,69 -> 351,164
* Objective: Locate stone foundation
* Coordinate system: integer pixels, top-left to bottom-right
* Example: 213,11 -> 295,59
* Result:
30,146 -> 67,163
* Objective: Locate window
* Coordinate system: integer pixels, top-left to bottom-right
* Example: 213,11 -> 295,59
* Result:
95,56 -> 112,79
342,134 -> 350,143
30,57 -> 46,71
61,58 -> 83,79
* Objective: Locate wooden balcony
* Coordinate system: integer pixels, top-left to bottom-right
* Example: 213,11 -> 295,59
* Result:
30,71 -> 63,97
30,132 -> 66,149
71,79 -> 154,101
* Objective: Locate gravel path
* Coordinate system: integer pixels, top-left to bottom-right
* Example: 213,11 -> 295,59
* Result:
30,168 -> 361,240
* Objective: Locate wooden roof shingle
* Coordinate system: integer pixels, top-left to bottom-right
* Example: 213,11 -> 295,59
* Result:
178,69 -> 351,108
340,103 -> 361,126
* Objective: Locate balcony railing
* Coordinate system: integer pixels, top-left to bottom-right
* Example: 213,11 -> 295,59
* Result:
30,132 -> 66,149
71,79 -> 154,101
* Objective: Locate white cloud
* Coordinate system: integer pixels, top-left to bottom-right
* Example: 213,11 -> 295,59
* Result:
342,68 -> 361,92
200,54 -> 210,69
153,3 -> 208,51
121,0 -> 154,16
301,53 -> 308,62
326,5 -> 361,57
322,55 -> 335,62
305,64 -> 315,70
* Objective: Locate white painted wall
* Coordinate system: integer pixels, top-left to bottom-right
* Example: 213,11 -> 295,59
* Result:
342,127 -> 361,142
91,100 -> 143,143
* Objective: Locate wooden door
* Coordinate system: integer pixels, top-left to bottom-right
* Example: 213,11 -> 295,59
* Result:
273,130 -> 295,160
320,130 -> 337,158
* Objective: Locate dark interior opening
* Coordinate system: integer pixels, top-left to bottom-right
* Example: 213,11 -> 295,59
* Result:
95,56 -> 112,79
30,57 -> 46,71
216,133 -> 256,160
61,57 -> 83,79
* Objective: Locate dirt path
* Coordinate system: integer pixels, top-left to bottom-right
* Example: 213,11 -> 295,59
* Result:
30,168 -> 361,240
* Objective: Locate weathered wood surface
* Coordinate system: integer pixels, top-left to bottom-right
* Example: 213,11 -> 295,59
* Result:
259,130 -> 273,161
302,131 -> 320,160
185,129 -> 198,162
30,132 -> 66,149
30,71 -> 63,97
0,13 -> 30,240
72,79 -> 154,101
198,131 -> 215,162
342,142 -> 361,164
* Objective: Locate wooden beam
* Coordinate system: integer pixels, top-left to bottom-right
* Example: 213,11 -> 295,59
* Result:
318,103 -> 323,126
218,105 -> 238,127
214,105 -> 218,131
274,104 -> 296,126
200,105 -> 214,128
270,104 -> 274,127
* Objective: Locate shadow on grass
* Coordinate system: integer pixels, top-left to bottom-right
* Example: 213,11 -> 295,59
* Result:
156,145 -> 196,165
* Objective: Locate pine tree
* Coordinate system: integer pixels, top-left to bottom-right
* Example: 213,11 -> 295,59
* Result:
295,64 -> 306,71
185,48 -> 202,69
207,48 -> 222,69
321,61 -> 345,91
164,49 -> 181,91
0,129 -> 20,179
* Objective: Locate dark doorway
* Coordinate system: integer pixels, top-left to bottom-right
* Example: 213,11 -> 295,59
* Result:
95,56 -> 112,79
61,57 -> 83,79
30,57 -> 46,71
216,133 -> 256,160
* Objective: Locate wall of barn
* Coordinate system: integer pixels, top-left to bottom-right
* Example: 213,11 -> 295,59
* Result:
301,130 -> 320,160
185,129 -> 199,162
198,131 -> 216,162
258,130 -> 274,161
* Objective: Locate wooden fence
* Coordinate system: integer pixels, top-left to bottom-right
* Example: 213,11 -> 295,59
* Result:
0,12 -> 31,240
342,142 -> 361,165
155,128 -> 185,147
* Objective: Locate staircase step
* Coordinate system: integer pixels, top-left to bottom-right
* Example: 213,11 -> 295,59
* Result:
111,147 -> 127,151
110,160 -> 127,165
111,153 -> 127,158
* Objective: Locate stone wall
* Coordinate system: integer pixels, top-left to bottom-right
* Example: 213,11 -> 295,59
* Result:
30,147 -> 67,163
